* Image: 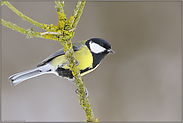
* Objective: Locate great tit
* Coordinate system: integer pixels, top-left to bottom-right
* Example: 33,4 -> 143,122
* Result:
9,38 -> 114,86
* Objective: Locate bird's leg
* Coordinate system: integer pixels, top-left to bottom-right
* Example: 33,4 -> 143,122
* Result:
68,79 -> 89,98
67,60 -> 79,67
58,62 -> 68,68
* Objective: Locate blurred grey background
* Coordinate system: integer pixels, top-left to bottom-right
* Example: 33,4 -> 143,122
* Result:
1,1 -> 181,122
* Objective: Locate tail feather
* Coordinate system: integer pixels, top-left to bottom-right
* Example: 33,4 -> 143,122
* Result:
9,64 -> 55,86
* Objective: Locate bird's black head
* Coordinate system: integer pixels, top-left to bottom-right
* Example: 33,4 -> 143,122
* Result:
86,38 -> 114,68
86,38 -> 115,54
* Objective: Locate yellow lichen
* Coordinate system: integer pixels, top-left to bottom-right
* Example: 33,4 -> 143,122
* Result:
68,16 -> 74,24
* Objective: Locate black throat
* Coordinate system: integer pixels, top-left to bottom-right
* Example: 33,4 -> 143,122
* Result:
92,51 -> 108,68
86,41 -> 109,68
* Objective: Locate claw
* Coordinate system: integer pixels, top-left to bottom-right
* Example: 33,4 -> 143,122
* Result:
76,60 -> 79,66
75,88 -> 79,94
75,87 -> 89,98
67,63 -> 70,67
58,64 -> 63,68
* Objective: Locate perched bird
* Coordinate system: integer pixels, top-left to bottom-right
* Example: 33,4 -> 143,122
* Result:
9,38 -> 115,86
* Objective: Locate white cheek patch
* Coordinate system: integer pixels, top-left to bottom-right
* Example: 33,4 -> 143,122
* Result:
89,41 -> 106,54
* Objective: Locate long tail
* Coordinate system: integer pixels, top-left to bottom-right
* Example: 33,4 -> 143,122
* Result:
9,64 -> 55,86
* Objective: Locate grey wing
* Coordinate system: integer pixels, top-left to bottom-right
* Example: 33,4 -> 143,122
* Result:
37,45 -> 80,67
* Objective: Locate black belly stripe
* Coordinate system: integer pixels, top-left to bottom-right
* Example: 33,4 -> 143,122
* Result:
56,67 -> 92,79
56,68 -> 73,79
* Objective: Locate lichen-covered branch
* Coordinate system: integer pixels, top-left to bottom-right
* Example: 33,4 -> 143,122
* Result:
1,19 -> 43,39
55,1 -> 98,122
55,1 -> 64,13
1,1 -> 98,122
1,19 -> 61,40
71,1 -> 86,29
1,1 -> 49,29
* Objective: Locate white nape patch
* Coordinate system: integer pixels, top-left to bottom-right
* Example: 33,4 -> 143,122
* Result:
89,41 -> 106,54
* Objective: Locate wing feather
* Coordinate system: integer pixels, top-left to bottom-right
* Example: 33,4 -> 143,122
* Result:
37,40 -> 87,67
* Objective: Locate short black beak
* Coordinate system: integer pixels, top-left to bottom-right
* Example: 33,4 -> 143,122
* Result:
107,49 -> 115,53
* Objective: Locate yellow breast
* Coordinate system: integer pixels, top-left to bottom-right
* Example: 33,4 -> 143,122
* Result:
74,45 -> 93,70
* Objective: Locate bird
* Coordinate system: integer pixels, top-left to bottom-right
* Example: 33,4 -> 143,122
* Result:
9,38 -> 115,87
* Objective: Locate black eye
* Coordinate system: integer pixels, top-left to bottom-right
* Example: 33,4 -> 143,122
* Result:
100,43 -> 104,47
